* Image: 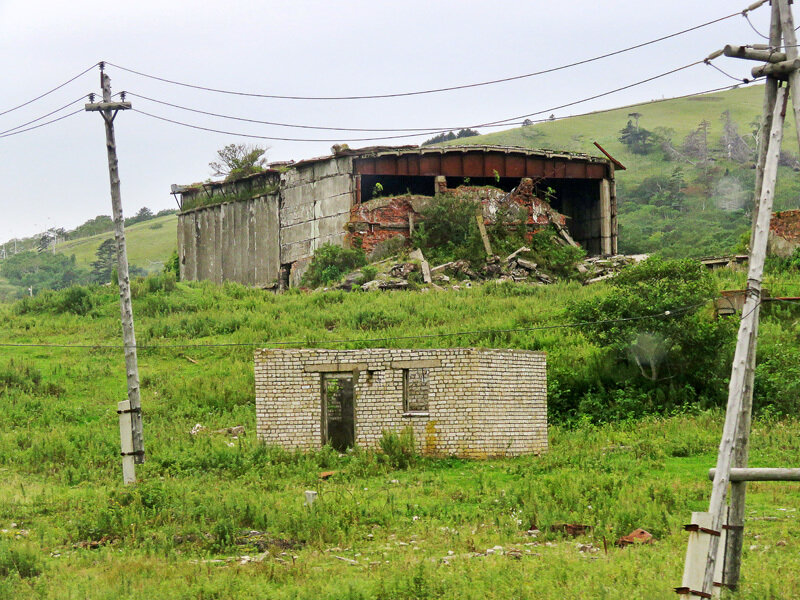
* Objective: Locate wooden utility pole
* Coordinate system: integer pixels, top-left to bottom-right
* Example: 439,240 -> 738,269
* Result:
724,2 -> 782,589
675,2 -> 800,595
85,64 -> 144,482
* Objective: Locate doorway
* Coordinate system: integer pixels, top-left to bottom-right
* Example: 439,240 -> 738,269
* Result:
321,374 -> 355,451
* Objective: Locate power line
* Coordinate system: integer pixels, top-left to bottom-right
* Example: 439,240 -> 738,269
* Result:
126,93 -> 469,132
0,63 -> 98,118
130,59 -> 712,142
0,96 -> 88,136
743,12 -> 771,40
705,61 -> 750,83
102,9 -> 748,102
0,109 -> 84,139
0,302 -> 708,351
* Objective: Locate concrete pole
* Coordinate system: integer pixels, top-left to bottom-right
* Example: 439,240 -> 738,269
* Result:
86,67 -> 144,475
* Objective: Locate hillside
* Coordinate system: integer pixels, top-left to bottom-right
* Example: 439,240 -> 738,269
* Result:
442,84 -> 800,258
55,213 -> 178,271
1,271 -> 799,598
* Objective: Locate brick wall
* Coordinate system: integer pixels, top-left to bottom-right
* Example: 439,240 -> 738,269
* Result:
254,348 -> 547,458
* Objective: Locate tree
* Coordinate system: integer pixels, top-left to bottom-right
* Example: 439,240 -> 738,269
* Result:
422,128 -> 481,146
618,119 -> 654,155
719,110 -> 753,163
209,143 -> 269,180
683,120 -> 710,162
90,238 -> 116,284
125,206 -> 155,227
0,251 -> 88,293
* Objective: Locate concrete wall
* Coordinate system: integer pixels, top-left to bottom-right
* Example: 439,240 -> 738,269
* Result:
279,157 -> 355,286
254,348 -> 547,458
179,193 -> 280,287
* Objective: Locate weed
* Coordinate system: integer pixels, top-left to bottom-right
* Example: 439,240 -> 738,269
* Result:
0,541 -> 42,579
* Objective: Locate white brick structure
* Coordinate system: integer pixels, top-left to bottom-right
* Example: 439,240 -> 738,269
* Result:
254,348 -> 547,458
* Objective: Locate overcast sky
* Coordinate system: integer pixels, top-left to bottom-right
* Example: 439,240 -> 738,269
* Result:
0,0 -> 772,242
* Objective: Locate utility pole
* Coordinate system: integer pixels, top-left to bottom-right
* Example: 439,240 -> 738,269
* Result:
85,63 -> 144,484
678,1 -> 800,596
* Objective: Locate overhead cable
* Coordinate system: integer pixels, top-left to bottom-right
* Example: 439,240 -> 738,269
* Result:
102,8 -> 749,101
0,96 -> 89,136
130,60 -> 710,142
0,110 -> 84,139
0,63 -> 98,117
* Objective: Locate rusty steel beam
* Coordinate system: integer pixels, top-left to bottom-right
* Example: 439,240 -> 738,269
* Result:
354,150 -> 607,180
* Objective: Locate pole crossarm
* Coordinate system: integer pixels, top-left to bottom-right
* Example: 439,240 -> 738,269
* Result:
85,102 -> 132,111
709,468 -> 800,481
752,58 -> 800,79
724,45 -> 787,63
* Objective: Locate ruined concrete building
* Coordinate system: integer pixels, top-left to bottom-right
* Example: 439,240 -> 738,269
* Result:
174,145 -> 619,287
254,348 -> 547,458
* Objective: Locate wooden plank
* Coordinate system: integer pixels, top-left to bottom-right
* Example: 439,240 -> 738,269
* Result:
118,400 -> 136,485
700,85 -> 787,596
709,468 -> 800,481
476,214 -> 493,256
679,512 -> 726,599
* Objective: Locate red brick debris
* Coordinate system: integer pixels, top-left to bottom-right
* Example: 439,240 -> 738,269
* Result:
616,528 -> 654,548
346,177 -> 566,254
770,209 -> 800,244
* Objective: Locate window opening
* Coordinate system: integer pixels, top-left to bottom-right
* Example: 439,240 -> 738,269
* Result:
321,374 -> 355,451
403,368 -> 430,413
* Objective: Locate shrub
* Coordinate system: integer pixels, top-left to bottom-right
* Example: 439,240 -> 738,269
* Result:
13,286 -> 97,316
164,250 -> 180,280
368,235 -> 407,262
379,428 -> 417,469
563,257 -> 735,423
358,265 -> 378,285
0,540 -> 42,579
411,193 -> 483,264
302,244 -> 367,287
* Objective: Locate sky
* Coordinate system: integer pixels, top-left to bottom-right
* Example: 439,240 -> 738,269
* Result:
0,0 -> 774,242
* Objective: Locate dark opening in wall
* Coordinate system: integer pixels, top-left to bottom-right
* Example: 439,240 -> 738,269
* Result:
360,175 -> 435,202
544,179 -> 602,255
444,176 -> 518,192
322,374 -> 354,451
403,368 -> 430,413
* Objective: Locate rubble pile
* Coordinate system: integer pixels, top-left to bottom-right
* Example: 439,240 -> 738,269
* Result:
579,254 -> 648,285
329,248 -> 648,292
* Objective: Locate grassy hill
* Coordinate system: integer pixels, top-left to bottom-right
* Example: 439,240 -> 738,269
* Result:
55,213 -> 178,271
1,272 -> 799,598
442,84 -> 800,258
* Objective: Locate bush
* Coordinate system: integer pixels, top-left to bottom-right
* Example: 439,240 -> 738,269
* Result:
379,428 -> 417,469
368,235 -> 407,262
13,285 -> 97,316
302,244 -> 367,287
358,265 -> 378,285
164,250 -> 180,280
563,257 -> 735,423
411,193 -> 483,264
0,540 -> 42,579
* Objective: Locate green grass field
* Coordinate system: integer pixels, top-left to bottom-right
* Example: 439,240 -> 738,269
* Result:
1,273 -> 799,598
54,214 -> 178,272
